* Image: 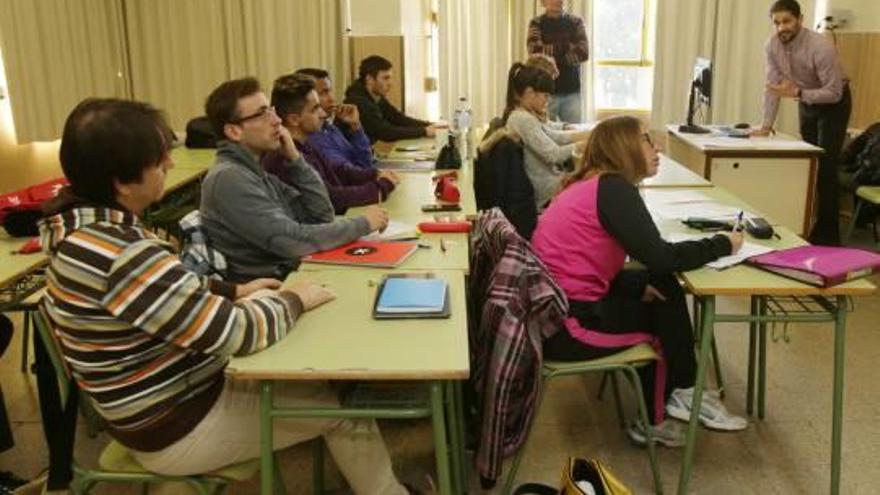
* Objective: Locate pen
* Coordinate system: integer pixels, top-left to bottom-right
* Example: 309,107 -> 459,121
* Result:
734,211 -> 744,232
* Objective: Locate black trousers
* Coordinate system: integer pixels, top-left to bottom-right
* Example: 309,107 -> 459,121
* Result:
544,272 -> 697,423
0,316 -> 13,453
801,85 -> 852,245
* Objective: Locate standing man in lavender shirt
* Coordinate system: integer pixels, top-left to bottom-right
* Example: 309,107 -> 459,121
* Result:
527,0 -> 589,124
295,68 -> 376,170
753,0 -> 851,245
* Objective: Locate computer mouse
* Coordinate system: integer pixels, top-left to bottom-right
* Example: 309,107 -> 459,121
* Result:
734,123 -> 751,129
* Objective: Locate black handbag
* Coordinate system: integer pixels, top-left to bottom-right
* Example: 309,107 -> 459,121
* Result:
435,133 -> 462,170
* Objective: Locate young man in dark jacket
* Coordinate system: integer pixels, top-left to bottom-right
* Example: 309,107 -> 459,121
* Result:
344,55 -> 443,143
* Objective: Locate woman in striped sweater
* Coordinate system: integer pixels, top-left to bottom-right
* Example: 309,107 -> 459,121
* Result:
39,98 -> 412,494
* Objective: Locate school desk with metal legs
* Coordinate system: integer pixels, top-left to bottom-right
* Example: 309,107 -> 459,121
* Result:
647,187 -> 875,495
226,269 -> 470,495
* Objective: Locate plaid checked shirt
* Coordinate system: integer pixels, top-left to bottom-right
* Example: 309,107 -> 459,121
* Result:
468,208 -> 569,483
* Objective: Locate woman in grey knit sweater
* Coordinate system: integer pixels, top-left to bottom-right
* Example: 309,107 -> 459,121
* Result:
503,63 -> 588,208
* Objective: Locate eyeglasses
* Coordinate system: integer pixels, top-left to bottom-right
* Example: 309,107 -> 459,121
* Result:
230,105 -> 276,125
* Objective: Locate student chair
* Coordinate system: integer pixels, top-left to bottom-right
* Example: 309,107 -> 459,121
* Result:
501,344 -> 664,495
32,305 -> 290,495
844,186 -> 880,245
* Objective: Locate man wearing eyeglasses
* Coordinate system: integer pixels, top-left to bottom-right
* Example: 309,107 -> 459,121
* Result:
200,77 -> 390,283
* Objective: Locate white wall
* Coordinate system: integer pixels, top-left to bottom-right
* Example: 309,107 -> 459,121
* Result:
815,0 -> 880,32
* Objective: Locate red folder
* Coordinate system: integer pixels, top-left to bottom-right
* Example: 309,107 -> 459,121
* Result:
747,246 -> 880,287
301,240 -> 418,268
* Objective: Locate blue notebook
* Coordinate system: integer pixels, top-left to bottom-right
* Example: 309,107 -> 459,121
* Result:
375,277 -> 449,317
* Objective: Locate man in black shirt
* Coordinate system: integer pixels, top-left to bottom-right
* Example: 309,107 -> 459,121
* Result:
344,55 -> 443,143
527,0 -> 590,123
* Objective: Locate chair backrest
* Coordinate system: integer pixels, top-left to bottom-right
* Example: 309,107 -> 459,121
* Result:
474,136 -> 538,239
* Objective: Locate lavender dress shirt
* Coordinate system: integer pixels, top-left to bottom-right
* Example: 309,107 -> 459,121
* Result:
762,27 -> 848,128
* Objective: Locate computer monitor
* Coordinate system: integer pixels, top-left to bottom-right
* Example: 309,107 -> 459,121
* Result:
679,57 -> 712,134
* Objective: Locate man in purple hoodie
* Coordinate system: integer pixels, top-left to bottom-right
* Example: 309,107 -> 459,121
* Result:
263,74 -> 400,214
295,68 -> 375,170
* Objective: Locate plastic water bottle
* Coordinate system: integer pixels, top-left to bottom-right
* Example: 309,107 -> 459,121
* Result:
452,97 -> 472,160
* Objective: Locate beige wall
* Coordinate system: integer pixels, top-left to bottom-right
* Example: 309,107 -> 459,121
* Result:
0,99 -> 61,195
817,0 -> 880,32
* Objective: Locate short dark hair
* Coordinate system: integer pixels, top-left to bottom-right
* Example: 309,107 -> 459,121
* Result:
271,74 -> 317,118
205,77 -> 261,138
358,55 -> 392,81
295,68 -> 330,80
502,62 -> 555,123
60,98 -> 173,206
770,0 -> 801,17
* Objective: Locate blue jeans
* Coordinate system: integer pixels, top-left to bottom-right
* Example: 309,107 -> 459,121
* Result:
548,92 -> 582,123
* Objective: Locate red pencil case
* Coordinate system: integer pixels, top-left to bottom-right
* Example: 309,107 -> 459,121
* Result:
418,221 -> 472,233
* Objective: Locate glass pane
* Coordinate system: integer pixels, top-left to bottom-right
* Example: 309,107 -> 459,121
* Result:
595,66 -> 653,110
594,0 -> 645,60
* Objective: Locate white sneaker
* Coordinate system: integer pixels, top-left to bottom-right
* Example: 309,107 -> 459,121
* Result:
627,419 -> 686,448
666,387 -> 748,431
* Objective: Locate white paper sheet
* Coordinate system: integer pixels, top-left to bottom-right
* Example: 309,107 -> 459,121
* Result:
665,233 -> 775,269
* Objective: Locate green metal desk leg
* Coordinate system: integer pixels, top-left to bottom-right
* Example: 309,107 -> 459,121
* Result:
444,381 -> 462,494
453,381 -> 469,493
677,296 -> 715,495
430,381 -> 452,495
747,296 -> 757,415
758,297 -> 768,419
831,295 -> 847,495
260,381 -> 275,495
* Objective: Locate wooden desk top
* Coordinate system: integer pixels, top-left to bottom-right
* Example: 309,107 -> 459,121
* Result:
226,269 -> 470,381
649,187 -> 876,296
0,234 -> 47,289
666,124 -> 822,155
170,147 -> 215,170
640,154 -> 712,188
374,137 -> 439,162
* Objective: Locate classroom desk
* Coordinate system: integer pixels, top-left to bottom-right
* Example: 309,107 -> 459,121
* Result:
0,234 -> 47,311
640,154 -> 713,188
374,137 -> 440,162
226,269 -> 469,495
299,169 -> 477,272
169,146 -> 215,170
666,125 -> 822,235
648,186 -> 875,495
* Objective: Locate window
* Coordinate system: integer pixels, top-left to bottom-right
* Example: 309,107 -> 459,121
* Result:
593,0 -> 655,111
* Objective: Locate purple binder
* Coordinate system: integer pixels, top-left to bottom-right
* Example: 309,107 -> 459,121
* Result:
747,246 -> 880,287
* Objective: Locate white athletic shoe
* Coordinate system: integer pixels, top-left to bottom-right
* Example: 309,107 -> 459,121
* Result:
665,387 -> 748,431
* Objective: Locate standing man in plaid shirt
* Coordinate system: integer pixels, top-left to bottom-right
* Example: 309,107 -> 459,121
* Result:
527,0 -> 589,124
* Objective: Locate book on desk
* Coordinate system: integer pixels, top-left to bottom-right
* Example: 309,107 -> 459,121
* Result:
373,274 -> 450,319
746,246 -> 880,287
301,240 -> 418,268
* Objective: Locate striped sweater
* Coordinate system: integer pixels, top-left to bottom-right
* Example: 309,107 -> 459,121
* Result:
38,203 -> 301,451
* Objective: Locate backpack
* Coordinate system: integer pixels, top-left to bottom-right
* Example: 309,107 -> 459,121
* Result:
0,178 -> 68,237
185,116 -> 219,148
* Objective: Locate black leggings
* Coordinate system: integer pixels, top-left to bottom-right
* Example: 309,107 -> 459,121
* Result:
544,271 -> 697,423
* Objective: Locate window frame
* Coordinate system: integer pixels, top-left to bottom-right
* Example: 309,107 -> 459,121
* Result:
592,0 -> 655,111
